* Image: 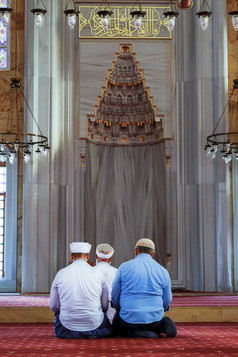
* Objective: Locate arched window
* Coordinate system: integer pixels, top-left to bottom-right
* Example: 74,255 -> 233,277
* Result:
0,1 -> 10,70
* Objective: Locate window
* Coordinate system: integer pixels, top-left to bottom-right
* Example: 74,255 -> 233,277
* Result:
0,0 -> 10,70
0,163 -> 6,278
0,161 -> 17,292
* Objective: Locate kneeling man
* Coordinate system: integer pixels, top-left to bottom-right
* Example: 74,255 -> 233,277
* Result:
50,242 -> 113,339
111,238 -> 177,338
94,243 -> 118,322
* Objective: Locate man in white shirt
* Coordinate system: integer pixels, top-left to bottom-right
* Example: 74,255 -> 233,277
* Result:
94,243 -> 118,322
50,242 -> 113,339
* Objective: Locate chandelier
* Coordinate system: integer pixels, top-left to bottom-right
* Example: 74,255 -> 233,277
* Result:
204,79 -> 238,164
0,0 -> 50,164
0,78 -> 50,164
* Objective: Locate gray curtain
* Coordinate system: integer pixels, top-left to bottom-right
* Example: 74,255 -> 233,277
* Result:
85,142 -> 166,268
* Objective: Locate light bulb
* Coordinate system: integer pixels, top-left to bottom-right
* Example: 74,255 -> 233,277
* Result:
199,15 -> 209,31
8,151 -> 16,164
206,145 -> 212,156
0,144 -> 6,152
39,144 -> 45,153
101,16 -> 109,30
133,16 -> 142,30
35,148 -> 42,159
14,143 -> 19,152
167,16 -> 176,31
210,149 -> 216,159
42,147 -> 49,157
0,153 -> 6,163
24,153 -> 31,163
223,153 -> 232,164
1,13 -> 9,26
23,148 -> 31,163
68,14 -> 76,30
232,15 -> 238,31
35,14 -> 43,28
224,142 -> 231,152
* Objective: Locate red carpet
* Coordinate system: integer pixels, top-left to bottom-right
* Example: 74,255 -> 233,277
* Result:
0,323 -> 238,356
0,294 -> 238,307
171,295 -> 238,306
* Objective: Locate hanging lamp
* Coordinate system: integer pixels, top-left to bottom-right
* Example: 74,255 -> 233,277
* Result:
229,0 -> 238,31
64,0 -> 80,30
0,0 -> 13,27
97,0 -> 113,31
31,0 -> 47,28
130,0 -> 146,31
196,0 -> 212,31
164,2 -> 179,32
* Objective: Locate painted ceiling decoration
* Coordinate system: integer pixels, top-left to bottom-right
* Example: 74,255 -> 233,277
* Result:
87,44 -> 164,146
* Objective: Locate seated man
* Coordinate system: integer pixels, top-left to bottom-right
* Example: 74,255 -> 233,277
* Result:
94,243 -> 118,322
50,242 -> 113,339
111,238 -> 177,338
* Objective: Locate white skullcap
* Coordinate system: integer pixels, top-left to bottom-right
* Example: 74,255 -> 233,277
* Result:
135,238 -> 155,250
70,242 -> 91,254
96,243 -> 114,259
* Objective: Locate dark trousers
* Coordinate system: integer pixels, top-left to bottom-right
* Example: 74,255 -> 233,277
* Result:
113,312 -> 177,338
54,312 -> 114,339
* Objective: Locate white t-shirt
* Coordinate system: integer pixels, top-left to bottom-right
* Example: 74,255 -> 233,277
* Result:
94,262 -> 117,322
50,259 -> 109,331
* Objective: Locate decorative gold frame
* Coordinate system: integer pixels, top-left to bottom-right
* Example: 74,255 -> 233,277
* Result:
78,5 -> 171,39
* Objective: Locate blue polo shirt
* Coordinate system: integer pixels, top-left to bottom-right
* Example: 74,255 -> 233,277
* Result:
111,254 -> 172,324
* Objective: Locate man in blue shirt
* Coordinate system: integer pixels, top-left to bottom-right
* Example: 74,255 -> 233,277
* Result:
111,238 -> 177,338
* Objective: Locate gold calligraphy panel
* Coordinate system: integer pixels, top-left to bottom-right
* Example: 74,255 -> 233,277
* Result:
78,6 -> 171,39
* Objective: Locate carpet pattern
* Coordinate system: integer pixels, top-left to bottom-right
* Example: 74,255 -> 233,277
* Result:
0,323 -> 237,356
0,295 -> 238,307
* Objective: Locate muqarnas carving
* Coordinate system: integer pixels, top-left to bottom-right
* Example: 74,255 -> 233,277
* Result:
87,44 -> 164,146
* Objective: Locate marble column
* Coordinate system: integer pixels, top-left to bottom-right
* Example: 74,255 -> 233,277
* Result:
232,160 -> 238,291
22,0 -> 78,292
174,0 -> 232,291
